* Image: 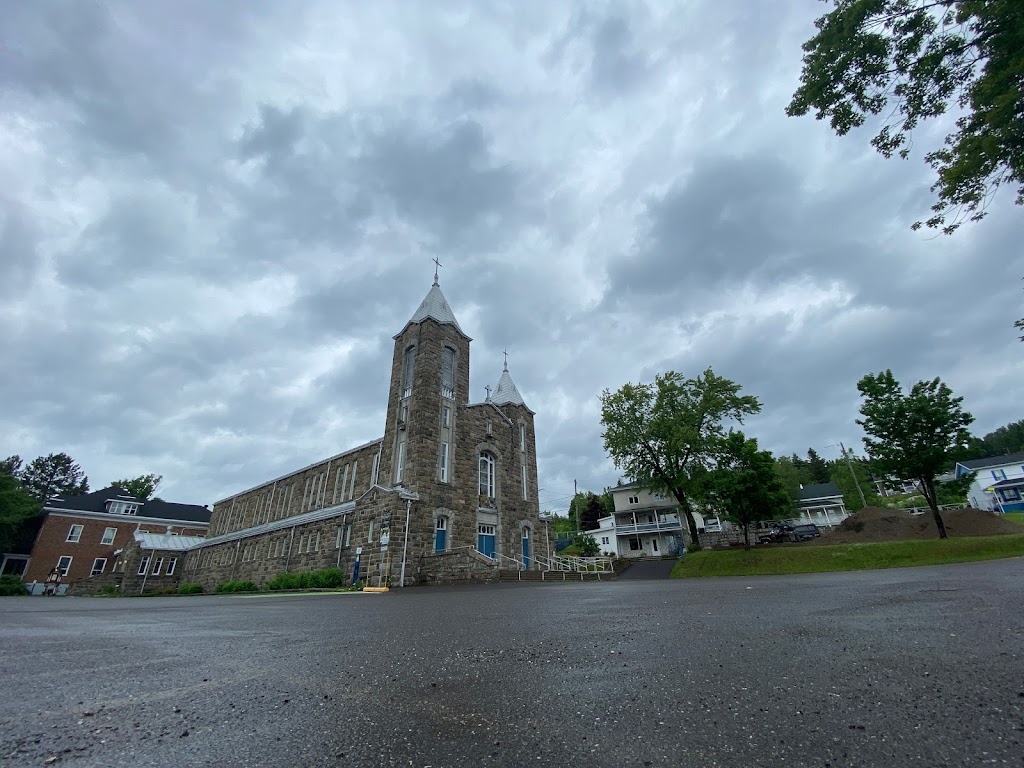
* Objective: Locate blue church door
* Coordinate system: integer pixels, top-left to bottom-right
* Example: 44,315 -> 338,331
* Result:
434,517 -> 447,552
477,524 -> 496,559
521,529 -> 531,569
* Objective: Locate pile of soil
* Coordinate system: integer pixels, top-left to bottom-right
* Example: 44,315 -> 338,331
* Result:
816,507 -> 1022,544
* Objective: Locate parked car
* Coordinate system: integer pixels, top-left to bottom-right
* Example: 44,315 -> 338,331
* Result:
791,523 -> 821,541
757,523 -> 820,544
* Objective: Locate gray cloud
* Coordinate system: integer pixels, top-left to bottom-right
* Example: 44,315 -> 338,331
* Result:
1,0 -> 1021,513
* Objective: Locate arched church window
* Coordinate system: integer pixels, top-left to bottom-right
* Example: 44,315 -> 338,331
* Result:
441,346 -> 455,399
403,346 -> 415,398
478,452 -> 496,498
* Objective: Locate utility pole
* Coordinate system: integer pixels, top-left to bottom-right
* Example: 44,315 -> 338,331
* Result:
839,441 -> 868,509
573,479 -> 578,531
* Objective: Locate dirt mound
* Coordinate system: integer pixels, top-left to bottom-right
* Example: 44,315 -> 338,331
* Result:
817,507 -> 1021,544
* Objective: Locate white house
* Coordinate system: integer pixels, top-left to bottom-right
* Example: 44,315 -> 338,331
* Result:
795,483 -> 849,527
584,483 -> 713,558
955,453 -> 1024,513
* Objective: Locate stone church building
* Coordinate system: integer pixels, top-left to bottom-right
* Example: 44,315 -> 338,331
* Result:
178,276 -> 543,588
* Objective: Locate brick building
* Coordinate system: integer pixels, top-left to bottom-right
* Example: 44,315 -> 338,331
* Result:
179,275 -> 544,589
21,487 -> 210,593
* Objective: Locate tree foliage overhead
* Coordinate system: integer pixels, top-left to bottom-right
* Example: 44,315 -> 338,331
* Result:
0,470 -> 38,555
110,474 -> 163,501
856,369 -> 974,537
600,368 -> 761,548
19,453 -> 89,504
787,0 -> 1024,234
703,432 -> 792,549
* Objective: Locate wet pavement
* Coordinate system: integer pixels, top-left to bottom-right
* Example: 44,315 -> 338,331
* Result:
1,558 -> 1022,767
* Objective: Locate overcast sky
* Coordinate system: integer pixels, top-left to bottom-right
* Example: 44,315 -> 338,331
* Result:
2,1 -> 1021,512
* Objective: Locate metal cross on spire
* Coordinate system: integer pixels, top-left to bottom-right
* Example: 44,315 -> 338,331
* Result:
502,349 -> 509,370
432,255 -> 443,285
485,384 -> 492,401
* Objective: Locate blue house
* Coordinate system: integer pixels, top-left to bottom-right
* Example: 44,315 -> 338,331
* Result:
954,453 -> 1024,513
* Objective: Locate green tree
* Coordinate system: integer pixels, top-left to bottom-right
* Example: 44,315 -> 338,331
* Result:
580,494 -> 606,531
0,471 -> 38,554
1,455 -> 23,477
806,448 -> 831,484
705,432 -> 792,549
787,0 -> 1024,235
980,419 -> 1024,455
19,453 -> 89,504
110,474 -> 163,501
600,368 -> 761,549
775,455 -> 814,500
856,370 -> 975,537
574,534 -> 600,557
828,452 -> 885,512
547,513 -> 575,536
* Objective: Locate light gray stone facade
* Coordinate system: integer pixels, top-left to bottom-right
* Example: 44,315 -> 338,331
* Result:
178,278 -> 544,590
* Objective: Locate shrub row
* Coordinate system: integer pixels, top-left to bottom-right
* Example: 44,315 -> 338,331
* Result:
214,580 -> 258,593
266,567 -> 346,591
0,574 -> 27,596
178,583 -> 204,595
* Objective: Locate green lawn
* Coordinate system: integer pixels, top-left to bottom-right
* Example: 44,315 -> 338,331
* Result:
1004,512 -> 1024,526
671,534 -> 1024,577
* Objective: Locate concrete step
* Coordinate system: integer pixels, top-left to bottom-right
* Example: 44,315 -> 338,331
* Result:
498,569 -> 614,583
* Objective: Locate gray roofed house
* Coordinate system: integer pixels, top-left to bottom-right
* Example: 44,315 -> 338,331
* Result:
47,486 -> 211,523
796,482 -> 848,527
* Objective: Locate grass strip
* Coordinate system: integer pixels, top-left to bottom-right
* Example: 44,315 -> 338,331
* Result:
1004,512 -> 1024,526
671,534 -> 1024,578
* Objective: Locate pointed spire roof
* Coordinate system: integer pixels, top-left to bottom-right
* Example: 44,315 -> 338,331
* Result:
405,276 -> 465,335
491,358 -> 527,407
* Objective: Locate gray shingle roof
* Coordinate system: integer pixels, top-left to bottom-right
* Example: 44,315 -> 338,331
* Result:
491,367 -> 526,406
408,280 -> 464,334
957,453 -> 1024,470
798,483 -> 843,501
46,486 -> 211,524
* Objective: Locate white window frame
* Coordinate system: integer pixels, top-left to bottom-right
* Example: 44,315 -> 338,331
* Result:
166,558 -> 177,576
56,556 -> 73,576
137,556 -> 150,576
396,441 -> 406,483
108,501 -> 139,515
442,406 -> 451,428
151,557 -> 165,576
100,527 -> 117,545
368,519 -> 375,543
629,495 -> 639,504
439,442 -> 449,482
479,453 -> 496,498
403,345 -> 415,398
90,558 -> 106,577
522,464 -> 528,500
519,423 -> 526,451
344,523 -> 352,547
441,346 -> 455,400
66,524 -> 84,543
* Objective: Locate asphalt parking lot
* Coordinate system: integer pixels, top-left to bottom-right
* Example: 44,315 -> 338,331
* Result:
1,558 -> 1022,768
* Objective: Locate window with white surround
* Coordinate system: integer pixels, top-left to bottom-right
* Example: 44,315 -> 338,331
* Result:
137,556 -> 150,575
992,469 -> 1007,481
395,441 -> 406,483
368,519 -> 375,543
439,442 -> 449,482
344,524 -> 352,547
403,345 -> 416,398
441,346 -> 455,399
166,558 -> 177,576
442,406 -> 451,428
108,501 -> 139,515
151,557 -> 164,575
66,525 -> 84,543
479,452 -> 496,498
602,537 -> 609,545
100,527 -> 117,545
90,558 -> 106,576
56,556 -> 73,575
519,423 -> 526,451
628,495 -> 639,504
522,465 -> 528,500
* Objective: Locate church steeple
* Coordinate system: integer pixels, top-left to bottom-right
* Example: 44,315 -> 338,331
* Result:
403,264 -> 465,336
491,354 -> 527,407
